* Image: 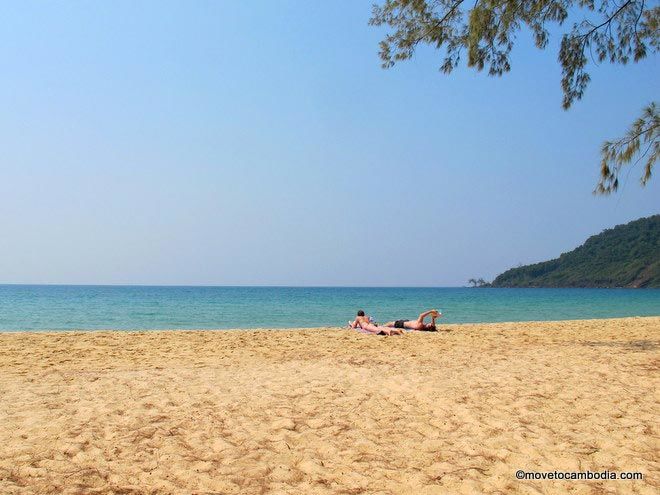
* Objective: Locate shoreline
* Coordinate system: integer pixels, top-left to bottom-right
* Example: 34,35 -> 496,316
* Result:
1,315 -> 658,334
1,316 -> 658,494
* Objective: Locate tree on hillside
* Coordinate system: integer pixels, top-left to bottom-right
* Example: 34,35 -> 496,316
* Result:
468,277 -> 489,287
370,0 -> 659,194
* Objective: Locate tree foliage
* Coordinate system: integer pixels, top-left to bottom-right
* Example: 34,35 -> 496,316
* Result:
370,0 -> 659,193
597,102 -> 659,193
490,215 -> 660,287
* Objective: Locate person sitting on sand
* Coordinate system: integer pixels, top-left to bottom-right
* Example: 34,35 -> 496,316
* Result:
382,309 -> 442,332
349,310 -> 403,336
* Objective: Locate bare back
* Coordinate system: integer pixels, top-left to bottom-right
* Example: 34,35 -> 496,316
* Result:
354,316 -> 372,328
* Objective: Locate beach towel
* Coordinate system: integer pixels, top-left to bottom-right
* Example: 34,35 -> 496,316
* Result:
348,316 -> 379,334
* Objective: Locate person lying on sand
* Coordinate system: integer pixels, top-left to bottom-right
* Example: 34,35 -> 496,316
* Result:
382,309 -> 442,332
349,310 -> 403,336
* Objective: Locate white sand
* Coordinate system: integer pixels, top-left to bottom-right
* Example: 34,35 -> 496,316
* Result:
0,317 -> 658,494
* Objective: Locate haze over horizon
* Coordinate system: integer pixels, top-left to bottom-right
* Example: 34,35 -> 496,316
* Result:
1,1 -> 658,287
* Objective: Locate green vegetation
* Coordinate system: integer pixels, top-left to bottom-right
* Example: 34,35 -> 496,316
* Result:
490,215 -> 660,288
370,1 -> 659,193
468,278 -> 489,287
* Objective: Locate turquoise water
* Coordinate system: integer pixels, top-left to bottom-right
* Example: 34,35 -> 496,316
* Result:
0,285 -> 658,331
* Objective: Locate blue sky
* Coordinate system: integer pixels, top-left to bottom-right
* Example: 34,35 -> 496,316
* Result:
1,1 -> 658,286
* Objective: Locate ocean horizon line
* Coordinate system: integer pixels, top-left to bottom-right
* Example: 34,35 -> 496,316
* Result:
1,283 -> 467,289
1,283 -> 659,290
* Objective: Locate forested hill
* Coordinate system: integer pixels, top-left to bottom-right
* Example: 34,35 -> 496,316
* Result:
491,215 -> 660,288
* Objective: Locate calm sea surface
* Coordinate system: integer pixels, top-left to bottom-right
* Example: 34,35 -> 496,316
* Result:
1,285 -> 659,331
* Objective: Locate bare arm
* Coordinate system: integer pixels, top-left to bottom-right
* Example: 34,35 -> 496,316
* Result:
417,309 -> 437,323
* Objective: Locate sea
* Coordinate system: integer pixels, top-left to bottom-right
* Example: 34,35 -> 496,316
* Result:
0,285 -> 659,331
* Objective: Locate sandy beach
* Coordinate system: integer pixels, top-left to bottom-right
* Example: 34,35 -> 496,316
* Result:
0,317 -> 657,494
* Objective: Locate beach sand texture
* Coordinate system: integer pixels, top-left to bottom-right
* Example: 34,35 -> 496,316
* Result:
0,317 -> 658,494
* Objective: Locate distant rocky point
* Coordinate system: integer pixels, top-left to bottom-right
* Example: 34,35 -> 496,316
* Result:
490,215 -> 660,288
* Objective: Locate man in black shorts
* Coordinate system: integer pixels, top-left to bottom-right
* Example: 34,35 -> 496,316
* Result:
383,309 -> 441,331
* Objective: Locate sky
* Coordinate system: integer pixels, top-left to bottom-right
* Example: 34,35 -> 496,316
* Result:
1,1 -> 658,286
